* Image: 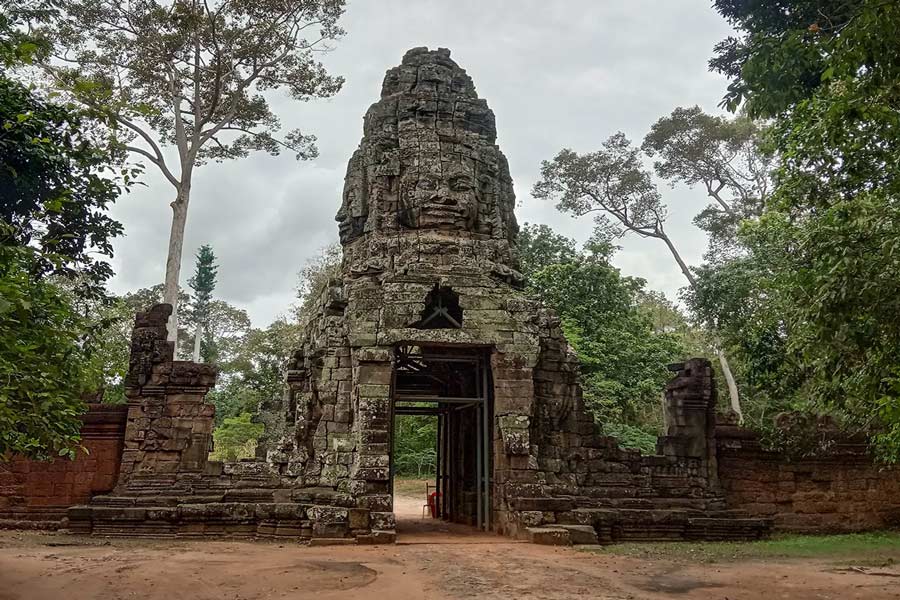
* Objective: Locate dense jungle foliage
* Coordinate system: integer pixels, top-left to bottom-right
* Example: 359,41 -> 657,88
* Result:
3,1 -> 900,466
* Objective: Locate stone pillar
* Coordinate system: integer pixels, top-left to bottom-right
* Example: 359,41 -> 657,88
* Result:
657,358 -> 719,485
116,304 -> 217,489
349,347 -> 394,538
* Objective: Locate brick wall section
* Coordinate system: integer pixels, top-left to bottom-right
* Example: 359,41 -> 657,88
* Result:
0,404 -> 127,528
717,426 -> 900,532
116,303 -> 217,488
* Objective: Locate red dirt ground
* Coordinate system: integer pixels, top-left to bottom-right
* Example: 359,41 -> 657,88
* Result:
0,486 -> 897,600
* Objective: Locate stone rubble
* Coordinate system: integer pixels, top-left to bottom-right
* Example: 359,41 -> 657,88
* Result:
56,48 -> 898,544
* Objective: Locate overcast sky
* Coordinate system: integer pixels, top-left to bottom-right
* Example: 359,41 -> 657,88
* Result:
106,0 -> 735,328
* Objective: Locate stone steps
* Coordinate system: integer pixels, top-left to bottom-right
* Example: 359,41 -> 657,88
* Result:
65,500 -> 394,543
522,504 -> 772,545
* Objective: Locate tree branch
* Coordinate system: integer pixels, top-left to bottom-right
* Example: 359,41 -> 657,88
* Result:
124,145 -> 179,187
705,180 -> 736,215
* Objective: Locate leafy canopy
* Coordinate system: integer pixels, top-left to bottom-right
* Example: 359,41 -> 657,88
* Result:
521,227 -> 686,451
36,0 -> 346,176
642,106 -> 773,260
0,69 -> 123,300
710,0 -> 900,460
0,12 -> 126,458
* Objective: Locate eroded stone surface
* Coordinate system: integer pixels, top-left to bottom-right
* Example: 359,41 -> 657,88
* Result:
257,48 -> 747,541
50,48 -> 900,545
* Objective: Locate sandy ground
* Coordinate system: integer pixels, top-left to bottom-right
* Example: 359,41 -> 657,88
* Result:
0,486 -> 898,600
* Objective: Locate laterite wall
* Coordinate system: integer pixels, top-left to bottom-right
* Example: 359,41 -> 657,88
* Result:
717,425 -> 900,532
0,404 -> 127,529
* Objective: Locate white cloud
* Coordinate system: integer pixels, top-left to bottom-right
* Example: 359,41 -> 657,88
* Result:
106,0 -> 735,326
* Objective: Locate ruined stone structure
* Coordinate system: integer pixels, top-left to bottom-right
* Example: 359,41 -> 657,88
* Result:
251,47 -> 769,542
0,404 -> 127,529
5,47 -> 898,543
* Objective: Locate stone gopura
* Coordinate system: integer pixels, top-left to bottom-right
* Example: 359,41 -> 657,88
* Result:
64,48 -> 793,543
254,47 -> 770,542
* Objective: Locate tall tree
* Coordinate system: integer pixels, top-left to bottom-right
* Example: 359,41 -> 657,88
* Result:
710,0 -> 900,460
0,11 -> 126,458
34,0 -> 346,344
533,133 -> 745,420
642,106 -> 773,260
188,244 -> 218,362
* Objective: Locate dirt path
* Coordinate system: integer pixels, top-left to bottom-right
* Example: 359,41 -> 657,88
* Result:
2,530 -> 897,600
0,486 -> 896,600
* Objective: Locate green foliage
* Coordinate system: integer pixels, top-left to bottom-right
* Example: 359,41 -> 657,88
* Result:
79,295 -> 134,405
211,413 -> 263,462
0,242 -> 88,459
296,243 -> 342,322
600,422 -> 658,455
710,1 -> 894,118
0,67 -> 123,301
0,14 -> 125,459
120,283 -> 193,350
592,531 -> 900,565
188,244 -> 218,361
189,300 -> 251,365
523,230 -> 686,437
0,3 -> 53,66
685,256 -> 802,428
533,134 -> 666,244
33,0 -> 346,166
392,415 -> 437,477
642,106 -> 772,260
208,318 -> 298,428
757,411 -> 849,460
516,223 -> 579,278
710,0 -> 900,460
117,283 -> 252,365
874,376 -> 900,464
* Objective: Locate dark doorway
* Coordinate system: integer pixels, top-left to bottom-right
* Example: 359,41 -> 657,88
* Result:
391,345 -> 492,532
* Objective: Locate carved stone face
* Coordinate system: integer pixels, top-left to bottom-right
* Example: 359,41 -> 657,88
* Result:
335,48 -> 519,245
398,165 -> 478,231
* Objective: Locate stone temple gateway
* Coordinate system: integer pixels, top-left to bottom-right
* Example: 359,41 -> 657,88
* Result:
257,45 -> 748,540
65,47 -> 769,542
26,48 -> 892,543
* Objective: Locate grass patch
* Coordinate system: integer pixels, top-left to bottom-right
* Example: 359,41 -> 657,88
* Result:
393,477 -> 434,498
588,531 -> 900,565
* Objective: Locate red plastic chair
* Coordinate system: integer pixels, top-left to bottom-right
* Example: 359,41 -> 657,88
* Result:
423,483 -> 441,518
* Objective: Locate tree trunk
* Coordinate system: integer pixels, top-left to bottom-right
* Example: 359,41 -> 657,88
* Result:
659,231 -> 698,288
716,347 -> 743,424
163,186 -> 191,344
658,230 -> 744,420
192,323 -> 202,363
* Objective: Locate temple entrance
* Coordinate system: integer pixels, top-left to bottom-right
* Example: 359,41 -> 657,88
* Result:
390,345 -> 493,537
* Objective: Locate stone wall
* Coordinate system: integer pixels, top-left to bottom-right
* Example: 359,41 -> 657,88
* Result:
116,304 -> 218,489
66,303 -> 395,543
717,425 -> 900,532
515,358 -> 769,544
0,404 -> 127,529
5,47 -> 898,545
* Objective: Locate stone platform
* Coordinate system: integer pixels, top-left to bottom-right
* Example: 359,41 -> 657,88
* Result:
13,48 -> 897,546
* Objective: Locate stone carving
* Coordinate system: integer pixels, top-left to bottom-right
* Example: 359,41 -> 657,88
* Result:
259,48 -> 769,542
60,48 -> 782,544
125,303 -> 173,390
336,47 -> 519,259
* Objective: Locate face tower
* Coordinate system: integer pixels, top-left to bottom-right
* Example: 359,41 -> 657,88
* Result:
62,47 -> 766,545
259,47 -> 726,540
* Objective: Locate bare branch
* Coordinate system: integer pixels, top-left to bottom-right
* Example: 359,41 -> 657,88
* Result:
124,145 -> 179,188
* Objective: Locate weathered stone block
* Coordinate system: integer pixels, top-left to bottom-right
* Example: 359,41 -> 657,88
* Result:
525,527 -> 570,545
